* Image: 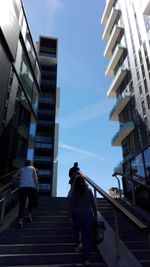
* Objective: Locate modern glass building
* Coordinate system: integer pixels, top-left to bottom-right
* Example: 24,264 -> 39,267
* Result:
0,0 -> 41,175
102,0 -> 150,208
33,37 -> 59,196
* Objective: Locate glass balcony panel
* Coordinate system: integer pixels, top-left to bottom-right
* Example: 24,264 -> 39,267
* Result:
39,98 -> 55,104
107,67 -> 128,98
102,8 -> 120,41
101,0 -> 116,25
34,156 -> 52,162
39,170 -> 52,176
105,45 -> 126,77
109,91 -> 131,120
111,122 -> 134,146
36,136 -> 53,143
38,54 -> 57,65
35,143 -> 53,149
104,25 -> 124,58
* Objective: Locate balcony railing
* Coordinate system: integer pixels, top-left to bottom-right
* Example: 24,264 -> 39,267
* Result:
109,91 -> 131,121
111,122 -> 134,146
36,136 -> 53,143
35,143 -> 53,149
107,66 -> 128,98
37,120 -> 54,126
34,156 -> 52,162
105,45 -> 126,77
39,98 -> 55,104
101,0 -> 116,25
104,25 -> 124,58
39,170 -> 52,176
102,8 -> 120,41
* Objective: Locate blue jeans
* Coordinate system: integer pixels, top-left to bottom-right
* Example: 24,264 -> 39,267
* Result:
73,209 -> 93,260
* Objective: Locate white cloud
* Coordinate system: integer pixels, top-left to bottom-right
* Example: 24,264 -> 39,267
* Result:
59,142 -> 114,164
46,0 -> 64,32
47,0 -> 64,11
59,100 -> 113,129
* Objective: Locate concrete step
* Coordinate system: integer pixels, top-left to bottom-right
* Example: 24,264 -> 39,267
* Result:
0,243 -> 98,254
0,251 -> 102,266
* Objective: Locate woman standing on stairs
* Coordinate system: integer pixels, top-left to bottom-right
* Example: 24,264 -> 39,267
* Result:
15,160 -> 39,228
69,175 -> 97,266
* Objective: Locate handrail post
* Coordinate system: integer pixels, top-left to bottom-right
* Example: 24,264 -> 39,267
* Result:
113,209 -> 120,258
94,188 -> 98,209
114,175 -> 121,198
130,180 -> 136,205
0,200 -> 7,225
148,232 -> 150,251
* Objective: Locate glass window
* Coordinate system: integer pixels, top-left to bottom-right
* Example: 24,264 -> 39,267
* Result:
143,146 -> 150,184
32,84 -> 38,115
144,79 -> 148,93
146,94 -> 150,109
19,47 -> 34,102
131,153 -> 146,183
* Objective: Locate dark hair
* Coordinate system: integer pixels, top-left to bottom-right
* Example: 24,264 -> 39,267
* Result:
74,175 -> 88,196
74,162 -> 78,167
25,160 -> 32,167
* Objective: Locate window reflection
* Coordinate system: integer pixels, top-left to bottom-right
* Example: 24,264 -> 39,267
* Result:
131,154 -> 145,183
143,146 -> 150,184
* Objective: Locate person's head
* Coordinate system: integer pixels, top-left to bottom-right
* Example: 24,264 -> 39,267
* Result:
73,175 -> 87,196
74,162 -> 78,167
25,160 -> 33,167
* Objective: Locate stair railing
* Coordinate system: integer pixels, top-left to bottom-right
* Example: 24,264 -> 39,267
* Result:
0,171 -> 19,224
79,171 -> 149,258
113,171 -> 150,205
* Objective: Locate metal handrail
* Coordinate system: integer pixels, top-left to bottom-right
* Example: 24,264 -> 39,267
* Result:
79,171 -> 150,257
0,170 -> 16,182
0,177 -> 18,193
113,171 -> 150,205
0,186 -> 19,224
114,171 -> 150,189
0,171 -> 19,224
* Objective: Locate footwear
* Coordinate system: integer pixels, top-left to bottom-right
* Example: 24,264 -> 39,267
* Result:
27,213 -> 32,222
26,216 -> 32,222
74,243 -> 82,252
17,219 -> 23,229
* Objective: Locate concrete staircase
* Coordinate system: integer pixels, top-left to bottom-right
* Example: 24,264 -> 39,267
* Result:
0,196 -> 106,266
97,198 -> 150,267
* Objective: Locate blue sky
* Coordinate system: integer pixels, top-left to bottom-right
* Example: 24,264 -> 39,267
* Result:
23,0 -> 122,196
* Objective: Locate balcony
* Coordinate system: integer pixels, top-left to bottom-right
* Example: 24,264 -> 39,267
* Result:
17,125 -> 28,139
39,170 -> 52,176
109,91 -> 131,120
35,143 -> 53,149
111,122 -> 134,146
114,161 -> 123,174
104,25 -> 124,58
34,156 -> 52,162
102,8 -> 120,41
107,67 -> 128,98
37,120 -> 54,128
101,0 -> 116,25
105,45 -> 126,77
38,53 -> 57,65
36,136 -> 53,143
39,98 -> 55,105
